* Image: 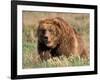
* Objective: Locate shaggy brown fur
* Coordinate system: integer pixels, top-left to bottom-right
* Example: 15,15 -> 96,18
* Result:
37,17 -> 88,60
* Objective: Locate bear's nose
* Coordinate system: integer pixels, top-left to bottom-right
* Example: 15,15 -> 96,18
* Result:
44,36 -> 48,40
44,31 -> 49,40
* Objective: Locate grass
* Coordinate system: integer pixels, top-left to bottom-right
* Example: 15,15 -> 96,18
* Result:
22,12 -> 90,69
22,41 -> 89,69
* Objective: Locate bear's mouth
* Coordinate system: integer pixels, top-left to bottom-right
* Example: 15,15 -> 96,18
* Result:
45,40 -> 51,44
44,40 -> 53,47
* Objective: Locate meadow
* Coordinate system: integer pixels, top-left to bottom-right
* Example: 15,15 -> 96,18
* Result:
22,11 -> 90,69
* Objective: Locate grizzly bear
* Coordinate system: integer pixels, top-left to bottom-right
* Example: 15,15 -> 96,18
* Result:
37,17 -> 88,60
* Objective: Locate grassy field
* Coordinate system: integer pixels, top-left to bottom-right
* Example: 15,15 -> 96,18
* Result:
22,11 -> 90,69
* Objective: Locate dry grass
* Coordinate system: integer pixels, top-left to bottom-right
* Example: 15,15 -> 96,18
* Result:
22,11 -> 90,69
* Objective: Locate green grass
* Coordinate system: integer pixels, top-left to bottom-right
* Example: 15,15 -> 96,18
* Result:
22,42 -> 89,69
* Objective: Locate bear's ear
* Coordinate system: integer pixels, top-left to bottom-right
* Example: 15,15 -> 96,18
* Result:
53,17 -> 62,29
53,17 -> 68,30
39,20 -> 44,25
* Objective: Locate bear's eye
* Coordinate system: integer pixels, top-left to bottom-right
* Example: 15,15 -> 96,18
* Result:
49,29 -> 53,32
40,29 -> 46,34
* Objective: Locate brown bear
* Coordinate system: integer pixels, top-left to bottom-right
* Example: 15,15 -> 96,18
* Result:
37,17 -> 88,60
